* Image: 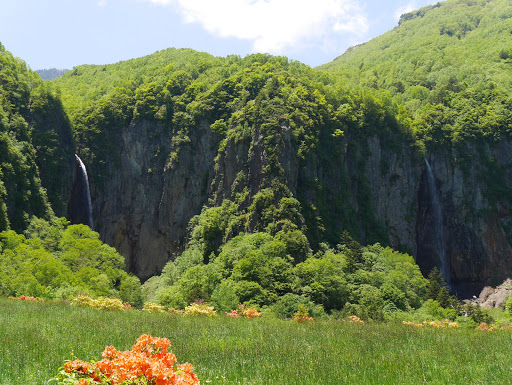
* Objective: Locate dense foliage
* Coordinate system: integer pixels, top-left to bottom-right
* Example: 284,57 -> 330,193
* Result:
0,217 -> 143,305
0,43 -> 74,231
320,0 -> 512,147
143,228 -> 428,320
2,0 -> 512,325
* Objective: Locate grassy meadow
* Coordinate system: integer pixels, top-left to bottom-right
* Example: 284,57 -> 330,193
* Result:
1,298 -> 510,385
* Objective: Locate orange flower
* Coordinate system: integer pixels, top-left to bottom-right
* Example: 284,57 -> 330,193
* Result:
60,335 -> 199,385
64,360 -> 93,374
102,345 -> 118,359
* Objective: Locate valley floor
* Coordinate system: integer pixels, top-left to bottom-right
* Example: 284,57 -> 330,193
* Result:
1,299 -> 510,384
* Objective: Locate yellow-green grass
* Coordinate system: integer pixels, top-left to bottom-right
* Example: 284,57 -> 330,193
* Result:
0,298 -> 510,384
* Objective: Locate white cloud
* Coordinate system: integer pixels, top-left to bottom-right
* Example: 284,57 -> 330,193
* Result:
394,2 -> 417,22
143,0 -> 368,54
97,0 -> 107,7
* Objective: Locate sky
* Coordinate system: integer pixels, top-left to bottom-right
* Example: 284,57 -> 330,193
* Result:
0,0 -> 440,70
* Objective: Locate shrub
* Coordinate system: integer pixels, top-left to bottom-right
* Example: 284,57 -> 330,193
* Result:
184,302 -> 217,317
348,315 -> 365,324
70,295 -> 125,311
52,334 -> 199,385
9,295 -> 43,302
293,304 -> 313,322
71,294 -> 97,308
225,309 -> 240,318
142,302 -> 166,313
93,297 -> 124,311
238,303 -> 261,318
505,295 -> 512,316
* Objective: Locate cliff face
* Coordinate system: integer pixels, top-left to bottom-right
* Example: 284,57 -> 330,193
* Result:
90,120 -> 216,278
86,118 -> 512,295
364,136 -> 512,296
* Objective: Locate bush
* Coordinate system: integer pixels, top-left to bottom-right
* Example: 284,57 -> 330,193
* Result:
142,302 -> 166,313
51,335 -> 199,385
211,280 -> 239,312
70,295 -> 124,311
184,302 -> 217,317
270,293 -> 324,319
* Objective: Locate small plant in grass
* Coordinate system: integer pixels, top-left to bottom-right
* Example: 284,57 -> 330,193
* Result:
403,320 -> 459,328
143,302 -> 166,313
238,304 -> 261,319
51,334 -> 199,385
293,304 -> 313,322
184,301 -> 217,317
225,309 -> 240,318
348,315 -> 364,324
9,295 -> 44,302
169,308 -> 184,315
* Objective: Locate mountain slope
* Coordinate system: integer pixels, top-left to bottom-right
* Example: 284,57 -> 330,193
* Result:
49,28 -> 512,299
321,0 -> 512,95
0,43 -> 75,231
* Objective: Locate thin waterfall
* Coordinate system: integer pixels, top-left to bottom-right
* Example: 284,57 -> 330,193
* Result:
424,158 -> 449,285
75,154 -> 94,230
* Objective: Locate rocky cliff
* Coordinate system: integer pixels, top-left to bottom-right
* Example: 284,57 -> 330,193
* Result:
83,115 -> 512,296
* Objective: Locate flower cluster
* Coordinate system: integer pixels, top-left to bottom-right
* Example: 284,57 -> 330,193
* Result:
169,308 -> 185,315
55,335 -> 199,385
184,303 -> 217,317
143,302 -> 166,313
476,323 -> 495,331
348,315 -> 364,324
402,320 -> 459,328
237,304 -> 261,319
225,310 -> 240,318
71,295 -> 125,311
9,295 -> 44,302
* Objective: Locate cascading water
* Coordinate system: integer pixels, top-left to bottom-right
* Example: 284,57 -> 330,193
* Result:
424,158 -> 449,286
74,154 -> 94,229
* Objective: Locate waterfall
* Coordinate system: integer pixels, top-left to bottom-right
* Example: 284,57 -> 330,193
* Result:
424,158 -> 449,285
75,154 -> 94,230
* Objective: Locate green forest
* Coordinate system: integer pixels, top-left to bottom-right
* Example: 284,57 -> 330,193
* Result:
1,0 -> 512,325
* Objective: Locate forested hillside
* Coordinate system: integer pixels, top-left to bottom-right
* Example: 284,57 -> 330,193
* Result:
0,43 -> 74,232
320,0 -> 512,146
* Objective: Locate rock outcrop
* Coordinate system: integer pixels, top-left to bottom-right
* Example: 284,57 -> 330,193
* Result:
474,279 -> 512,309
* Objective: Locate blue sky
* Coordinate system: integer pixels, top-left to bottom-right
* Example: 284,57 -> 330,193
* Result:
0,0 -> 439,70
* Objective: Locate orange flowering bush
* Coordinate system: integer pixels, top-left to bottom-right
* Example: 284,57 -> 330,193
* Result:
225,310 -> 240,318
293,304 -> 313,322
9,295 -> 43,302
53,334 -> 199,385
237,304 -> 261,319
348,315 -> 364,324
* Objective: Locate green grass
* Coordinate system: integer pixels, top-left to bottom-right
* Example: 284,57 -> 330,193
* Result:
1,298 -> 511,384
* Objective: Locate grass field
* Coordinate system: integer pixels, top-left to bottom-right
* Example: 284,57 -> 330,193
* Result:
1,298 -> 510,385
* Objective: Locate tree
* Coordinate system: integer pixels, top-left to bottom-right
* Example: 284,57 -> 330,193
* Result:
426,267 -> 446,301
